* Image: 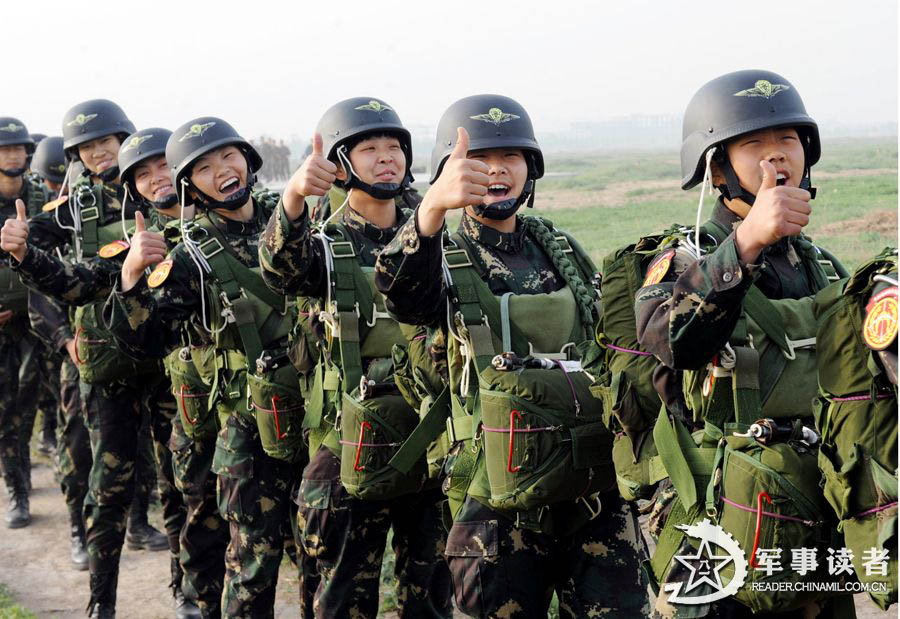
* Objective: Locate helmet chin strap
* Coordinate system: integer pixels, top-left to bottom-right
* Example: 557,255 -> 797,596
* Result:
335,146 -> 409,200
715,143 -> 816,207
97,165 -> 120,183
0,167 -> 27,178
472,179 -> 535,221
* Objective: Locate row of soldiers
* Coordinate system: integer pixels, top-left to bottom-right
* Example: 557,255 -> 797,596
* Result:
0,68 -> 896,619
249,137 -> 293,182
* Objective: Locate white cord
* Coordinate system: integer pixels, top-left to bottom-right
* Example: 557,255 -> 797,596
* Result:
694,147 -> 716,260
321,187 -> 352,229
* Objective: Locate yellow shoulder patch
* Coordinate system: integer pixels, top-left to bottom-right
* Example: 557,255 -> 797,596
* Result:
643,249 -> 675,287
42,196 -> 68,212
147,259 -> 173,288
863,287 -> 898,351
99,240 -> 130,259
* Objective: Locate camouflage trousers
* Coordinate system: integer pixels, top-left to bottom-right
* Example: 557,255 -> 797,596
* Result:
0,327 -> 41,498
57,357 -> 91,533
170,413 -> 229,617
34,341 -> 61,448
82,373 -> 187,606
445,491 -> 650,618
296,446 -> 453,618
213,411 -> 294,618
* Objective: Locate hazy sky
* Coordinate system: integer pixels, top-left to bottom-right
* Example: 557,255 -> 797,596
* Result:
9,0 -> 898,139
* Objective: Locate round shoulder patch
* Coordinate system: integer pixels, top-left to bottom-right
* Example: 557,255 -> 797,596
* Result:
42,196 -> 68,212
147,259 -> 173,288
99,240 -> 130,259
863,287 -> 898,351
643,249 -> 675,287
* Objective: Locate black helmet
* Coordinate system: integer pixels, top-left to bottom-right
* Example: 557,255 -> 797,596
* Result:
30,133 -> 47,144
62,99 -> 135,163
681,70 -> 820,203
166,117 -> 261,210
316,97 -> 412,200
119,128 -> 176,210
431,94 -> 543,219
0,117 -> 35,177
31,136 -> 67,184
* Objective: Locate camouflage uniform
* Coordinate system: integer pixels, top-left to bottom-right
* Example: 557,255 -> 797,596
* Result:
0,177 -> 50,515
259,194 -> 453,618
634,199 -> 848,619
107,200 -> 295,618
13,178 -> 187,609
28,291 -> 92,540
374,211 -> 651,618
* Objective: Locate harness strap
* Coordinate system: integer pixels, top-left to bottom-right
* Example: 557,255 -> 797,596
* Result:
388,387 -> 452,475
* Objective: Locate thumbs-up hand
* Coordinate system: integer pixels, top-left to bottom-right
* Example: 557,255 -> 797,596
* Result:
734,160 -> 812,264
417,128 -> 491,236
1,199 -> 31,262
121,211 -> 167,292
283,132 -> 339,221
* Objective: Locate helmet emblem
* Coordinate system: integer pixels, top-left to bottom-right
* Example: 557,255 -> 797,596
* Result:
122,134 -> 152,152
355,100 -> 392,113
470,107 -> 520,126
66,113 -> 98,127
179,122 -> 216,142
55,164 -> 66,173
0,123 -> 24,132
734,80 -> 790,99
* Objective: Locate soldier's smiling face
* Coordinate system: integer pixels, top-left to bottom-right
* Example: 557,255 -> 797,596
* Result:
716,127 -> 805,193
337,135 -> 406,188
133,155 -> 174,203
77,135 -> 121,175
0,144 -> 27,171
467,148 -> 527,204
189,145 -> 248,201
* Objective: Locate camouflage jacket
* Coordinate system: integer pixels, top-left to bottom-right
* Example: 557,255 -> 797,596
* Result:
259,195 -> 411,298
107,198 -> 276,360
374,211 -> 582,327
634,199 -> 846,374
10,191 -> 168,309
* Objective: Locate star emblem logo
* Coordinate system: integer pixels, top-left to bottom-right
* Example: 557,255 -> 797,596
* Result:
355,100 -> 392,113
66,113 -> 98,127
674,536 -> 734,593
178,122 -> 216,142
122,134 -> 153,153
0,123 -> 24,132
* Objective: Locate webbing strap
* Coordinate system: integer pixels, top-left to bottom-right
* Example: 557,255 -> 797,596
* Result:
78,185 -> 104,259
743,286 -> 790,354
650,501 -> 705,584
732,346 -> 761,427
500,292 -> 513,353
653,406 -> 718,511
388,387 -> 451,475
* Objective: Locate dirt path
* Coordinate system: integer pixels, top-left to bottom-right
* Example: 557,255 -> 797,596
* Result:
0,459 -> 300,618
4,459 -> 892,617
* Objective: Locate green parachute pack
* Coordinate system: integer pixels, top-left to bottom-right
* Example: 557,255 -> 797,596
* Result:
429,216 -> 614,533
813,247 -> 898,610
640,220 -> 854,614
181,195 -> 302,461
299,197 -> 430,501
67,178 -> 161,384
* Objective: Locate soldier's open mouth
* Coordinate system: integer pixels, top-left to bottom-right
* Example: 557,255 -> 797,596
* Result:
219,177 -> 239,195
488,184 -> 510,197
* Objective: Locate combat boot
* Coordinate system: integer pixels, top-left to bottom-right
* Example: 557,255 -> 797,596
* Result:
126,492 -> 169,551
5,493 -> 29,528
171,557 -> 201,619
70,525 -> 89,570
87,569 -> 118,619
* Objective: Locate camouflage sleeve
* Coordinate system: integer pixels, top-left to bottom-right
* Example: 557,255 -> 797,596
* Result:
374,209 -> 446,326
27,291 -> 72,351
27,208 -> 72,253
634,233 -> 758,370
12,245 -> 118,306
106,249 -> 201,359
258,197 -> 327,298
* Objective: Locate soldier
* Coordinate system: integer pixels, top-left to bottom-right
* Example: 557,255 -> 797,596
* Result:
106,117 -> 294,618
0,100 -> 176,618
374,94 -> 650,617
258,97 -> 452,618
633,70 -> 851,617
31,135 -> 68,195
0,116 -> 50,529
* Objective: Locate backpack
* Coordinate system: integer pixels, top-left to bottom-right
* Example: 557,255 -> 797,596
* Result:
436,217 -> 613,528
300,218 -> 430,500
813,248 -> 898,610
647,222 -> 850,612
